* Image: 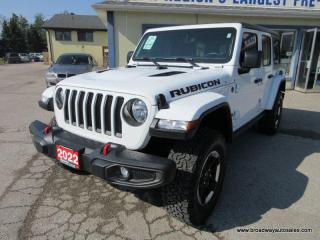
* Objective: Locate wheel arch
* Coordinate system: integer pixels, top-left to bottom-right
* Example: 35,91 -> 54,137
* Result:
265,76 -> 286,110
152,91 -> 233,142
196,103 -> 233,143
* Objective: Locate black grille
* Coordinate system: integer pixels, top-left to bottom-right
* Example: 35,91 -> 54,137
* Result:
95,94 -> 103,132
64,89 -> 70,122
115,97 -> 124,137
104,95 -> 113,135
70,90 -> 77,125
86,93 -> 94,130
78,91 -> 85,128
131,169 -> 155,181
57,73 -> 66,78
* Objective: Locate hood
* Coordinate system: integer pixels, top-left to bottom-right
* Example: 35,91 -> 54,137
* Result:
50,64 -> 92,74
58,66 -> 231,105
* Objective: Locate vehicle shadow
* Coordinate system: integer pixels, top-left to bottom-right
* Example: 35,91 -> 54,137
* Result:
203,128 -> 313,232
280,108 -> 320,140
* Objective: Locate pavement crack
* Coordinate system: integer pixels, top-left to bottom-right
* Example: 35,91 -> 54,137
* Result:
0,153 -> 41,201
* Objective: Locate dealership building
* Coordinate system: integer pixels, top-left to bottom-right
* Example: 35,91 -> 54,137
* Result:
93,0 -> 320,92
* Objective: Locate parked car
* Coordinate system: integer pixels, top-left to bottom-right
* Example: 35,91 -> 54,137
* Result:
35,53 -> 44,62
19,53 -> 31,63
45,53 -> 97,87
5,53 -> 21,63
31,23 -> 286,225
29,53 -> 43,62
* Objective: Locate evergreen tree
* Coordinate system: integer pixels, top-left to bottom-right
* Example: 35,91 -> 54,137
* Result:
18,16 -> 29,51
28,14 -> 47,52
0,13 -> 47,54
1,20 -> 10,55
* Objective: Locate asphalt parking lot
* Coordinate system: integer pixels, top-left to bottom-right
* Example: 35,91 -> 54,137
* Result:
0,63 -> 319,240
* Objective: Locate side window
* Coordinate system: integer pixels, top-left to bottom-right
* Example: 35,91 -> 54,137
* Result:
77,31 -> 94,42
240,32 -> 258,67
55,31 -> 71,41
273,38 -> 280,65
262,35 -> 271,66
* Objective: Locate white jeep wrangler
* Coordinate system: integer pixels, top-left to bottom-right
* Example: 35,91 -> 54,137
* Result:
30,23 -> 285,225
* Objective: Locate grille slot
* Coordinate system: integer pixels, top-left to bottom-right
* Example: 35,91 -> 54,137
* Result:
95,94 -> 103,132
115,97 -> 124,137
70,90 -> 77,125
78,91 -> 85,128
62,89 -> 124,138
64,89 -> 70,122
86,93 -> 94,130
104,95 -> 113,135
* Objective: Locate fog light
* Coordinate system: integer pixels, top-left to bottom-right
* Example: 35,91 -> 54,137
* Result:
120,167 -> 130,179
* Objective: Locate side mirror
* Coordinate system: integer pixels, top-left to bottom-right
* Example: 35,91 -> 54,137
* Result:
38,87 -> 55,111
242,50 -> 261,69
50,61 -> 55,67
127,51 -> 134,64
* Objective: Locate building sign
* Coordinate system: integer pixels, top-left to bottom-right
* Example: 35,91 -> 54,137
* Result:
148,0 -> 320,9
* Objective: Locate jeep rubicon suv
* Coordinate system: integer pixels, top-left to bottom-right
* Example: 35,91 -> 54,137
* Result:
30,23 -> 285,225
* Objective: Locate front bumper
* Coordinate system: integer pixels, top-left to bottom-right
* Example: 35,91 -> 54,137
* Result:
29,120 -> 176,189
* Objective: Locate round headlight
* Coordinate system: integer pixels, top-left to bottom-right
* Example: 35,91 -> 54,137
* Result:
55,88 -> 64,109
132,99 -> 148,123
123,99 -> 148,126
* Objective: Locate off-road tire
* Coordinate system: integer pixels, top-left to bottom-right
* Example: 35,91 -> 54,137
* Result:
258,90 -> 284,135
161,128 -> 227,225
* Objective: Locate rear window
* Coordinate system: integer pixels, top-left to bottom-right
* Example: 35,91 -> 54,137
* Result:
273,38 -> 280,65
262,35 -> 271,66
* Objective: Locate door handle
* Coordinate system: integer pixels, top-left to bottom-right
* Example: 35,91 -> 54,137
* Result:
268,74 -> 274,79
254,78 -> 263,84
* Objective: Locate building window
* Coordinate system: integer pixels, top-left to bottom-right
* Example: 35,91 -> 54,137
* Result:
240,32 -> 258,67
55,30 -> 71,41
262,35 -> 271,66
279,31 -> 296,76
273,38 -> 280,65
77,31 -> 93,42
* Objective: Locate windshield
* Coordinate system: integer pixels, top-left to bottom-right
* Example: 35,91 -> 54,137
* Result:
56,55 -> 90,65
133,27 -> 236,64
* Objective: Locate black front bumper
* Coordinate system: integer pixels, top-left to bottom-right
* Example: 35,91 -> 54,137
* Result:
29,120 -> 176,189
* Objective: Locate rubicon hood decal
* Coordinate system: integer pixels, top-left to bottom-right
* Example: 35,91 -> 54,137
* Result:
170,79 -> 221,98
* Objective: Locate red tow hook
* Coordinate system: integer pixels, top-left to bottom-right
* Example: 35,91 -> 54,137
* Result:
102,143 -> 111,156
43,126 -> 51,135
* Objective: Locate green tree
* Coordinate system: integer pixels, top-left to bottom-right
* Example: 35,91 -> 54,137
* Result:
18,15 -> 29,50
7,14 -> 27,52
0,13 -> 47,55
28,14 -> 47,52
1,20 -> 10,55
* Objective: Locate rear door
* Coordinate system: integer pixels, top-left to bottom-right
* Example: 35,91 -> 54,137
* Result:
259,34 -> 274,107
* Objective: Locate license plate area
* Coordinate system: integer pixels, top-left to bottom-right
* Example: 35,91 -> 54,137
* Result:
56,145 -> 80,169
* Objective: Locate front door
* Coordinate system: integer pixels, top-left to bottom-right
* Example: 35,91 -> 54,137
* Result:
233,31 -> 263,130
295,28 -> 320,92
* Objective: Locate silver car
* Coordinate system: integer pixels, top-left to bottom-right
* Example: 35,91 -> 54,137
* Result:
45,53 -> 97,87
18,53 -> 30,62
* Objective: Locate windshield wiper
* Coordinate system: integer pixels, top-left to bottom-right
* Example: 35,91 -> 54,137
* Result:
135,57 -> 167,70
162,57 -> 209,69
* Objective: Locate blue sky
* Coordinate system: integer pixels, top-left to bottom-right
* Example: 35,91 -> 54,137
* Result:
0,0 -> 100,22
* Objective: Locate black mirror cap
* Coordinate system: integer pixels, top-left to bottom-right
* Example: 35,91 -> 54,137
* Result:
127,51 -> 134,64
242,50 -> 262,69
